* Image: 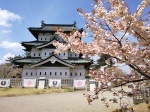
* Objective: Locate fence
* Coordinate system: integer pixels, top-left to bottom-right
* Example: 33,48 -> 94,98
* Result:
11,78 -> 22,87
132,85 -> 150,104
0,78 -> 89,89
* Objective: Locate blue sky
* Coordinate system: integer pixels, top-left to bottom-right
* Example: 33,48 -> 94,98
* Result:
0,0 -> 149,73
0,0 -> 94,64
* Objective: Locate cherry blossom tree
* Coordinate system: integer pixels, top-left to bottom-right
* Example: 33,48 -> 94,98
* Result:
54,0 -> 149,77
53,0 -> 150,111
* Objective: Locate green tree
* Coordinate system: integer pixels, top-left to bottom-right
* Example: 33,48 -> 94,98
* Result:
94,54 -> 113,69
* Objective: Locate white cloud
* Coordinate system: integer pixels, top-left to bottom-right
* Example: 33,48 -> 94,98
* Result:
0,8 -> 21,27
1,30 -> 12,33
0,41 -> 24,51
0,53 -> 15,64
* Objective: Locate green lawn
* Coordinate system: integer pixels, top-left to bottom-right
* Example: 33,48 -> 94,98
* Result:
0,88 -> 74,97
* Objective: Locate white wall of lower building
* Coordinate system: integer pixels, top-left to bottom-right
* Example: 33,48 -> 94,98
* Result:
22,65 -> 85,79
70,65 -> 85,79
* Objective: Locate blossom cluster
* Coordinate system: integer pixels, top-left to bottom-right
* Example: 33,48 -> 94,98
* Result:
53,0 -> 150,78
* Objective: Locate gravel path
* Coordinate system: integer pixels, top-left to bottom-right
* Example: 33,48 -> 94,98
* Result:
0,87 -> 133,112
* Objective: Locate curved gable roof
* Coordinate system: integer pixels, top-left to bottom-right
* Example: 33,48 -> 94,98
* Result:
31,54 -> 74,68
36,36 -> 65,49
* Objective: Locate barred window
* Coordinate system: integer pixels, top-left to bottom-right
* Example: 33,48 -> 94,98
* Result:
75,73 -> 77,76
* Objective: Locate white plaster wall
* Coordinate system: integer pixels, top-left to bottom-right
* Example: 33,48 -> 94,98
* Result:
57,51 -> 68,59
68,52 -> 79,58
38,33 -> 53,41
36,67 -> 70,78
22,66 -> 71,79
22,65 -> 37,78
31,48 -> 41,57
38,33 -> 62,42
41,48 -> 55,59
70,65 -> 85,79
41,48 -> 68,59
22,65 -> 85,79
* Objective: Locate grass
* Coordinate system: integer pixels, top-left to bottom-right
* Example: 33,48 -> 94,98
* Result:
132,102 -> 149,112
0,88 -> 74,97
130,97 -> 150,112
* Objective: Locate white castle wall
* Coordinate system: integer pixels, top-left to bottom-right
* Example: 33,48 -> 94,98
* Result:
23,33 -> 86,80
30,48 -> 79,59
22,65 -> 85,79
38,33 -> 53,41
31,48 -> 41,57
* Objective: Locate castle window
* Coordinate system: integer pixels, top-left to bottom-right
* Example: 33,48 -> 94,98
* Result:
26,72 -> 28,76
64,53 -> 65,56
60,72 -> 62,75
31,72 -> 32,76
75,54 -> 76,57
50,72 -> 51,75
34,53 -> 35,56
55,72 -> 57,75
80,73 -> 82,76
59,53 -> 60,56
65,72 -> 67,75
70,73 -> 72,76
45,52 -> 46,55
45,38 -> 47,41
75,73 -> 77,76
41,38 -> 42,41
39,54 -> 40,56
45,72 -> 46,75
40,72 -> 41,75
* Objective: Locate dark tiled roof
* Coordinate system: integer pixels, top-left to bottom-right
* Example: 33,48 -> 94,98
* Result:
13,57 -> 92,65
29,23 -> 80,32
21,41 -> 46,46
13,57 -> 41,64
28,22 -> 83,39
65,59 -> 92,64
